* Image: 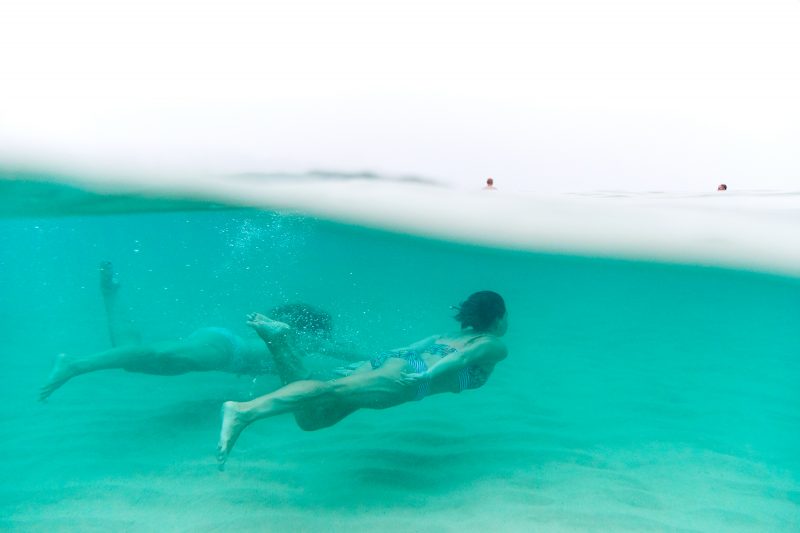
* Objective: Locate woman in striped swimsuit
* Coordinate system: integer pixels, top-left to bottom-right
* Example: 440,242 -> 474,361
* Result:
217,290 -> 509,469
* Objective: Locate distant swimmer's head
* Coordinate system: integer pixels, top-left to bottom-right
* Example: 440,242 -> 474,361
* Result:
453,291 -> 507,336
717,183 -> 727,191
270,303 -> 333,339
486,177 -> 494,187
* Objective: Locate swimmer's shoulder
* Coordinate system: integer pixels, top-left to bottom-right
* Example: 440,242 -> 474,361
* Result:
464,334 -> 508,362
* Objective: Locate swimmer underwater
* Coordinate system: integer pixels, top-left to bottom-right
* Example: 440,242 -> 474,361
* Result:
40,262 -> 364,400
217,290 -> 508,469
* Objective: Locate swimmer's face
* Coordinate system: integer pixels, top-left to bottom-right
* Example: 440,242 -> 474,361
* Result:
492,312 -> 509,337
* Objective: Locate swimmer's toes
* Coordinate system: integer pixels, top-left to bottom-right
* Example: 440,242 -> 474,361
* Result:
40,353 -> 72,401
216,448 -> 228,471
38,379 -> 61,401
38,386 -> 51,402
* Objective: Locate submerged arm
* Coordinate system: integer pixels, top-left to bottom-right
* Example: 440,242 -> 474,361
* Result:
400,338 -> 507,384
429,340 -> 506,378
393,334 -> 440,352
313,339 -> 370,362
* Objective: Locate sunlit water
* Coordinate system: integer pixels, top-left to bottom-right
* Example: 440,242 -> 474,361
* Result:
0,178 -> 798,531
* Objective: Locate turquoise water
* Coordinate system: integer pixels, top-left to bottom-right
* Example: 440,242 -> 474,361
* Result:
1,184 -> 799,531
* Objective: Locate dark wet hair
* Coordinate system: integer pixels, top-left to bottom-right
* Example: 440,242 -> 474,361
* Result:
269,303 -> 333,338
453,291 -> 506,331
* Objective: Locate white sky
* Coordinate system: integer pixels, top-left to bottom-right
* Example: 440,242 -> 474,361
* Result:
1,0 -> 799,192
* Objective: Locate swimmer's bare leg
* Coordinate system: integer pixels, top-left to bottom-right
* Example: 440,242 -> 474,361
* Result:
246,313 -> 311,384
217,379 -> 337,469
39,339 -> 216,401
217,365 -> 395,467
100,261 -> 141,347
39,344 -> 162,401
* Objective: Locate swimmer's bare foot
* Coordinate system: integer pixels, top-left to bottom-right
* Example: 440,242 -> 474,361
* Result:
39,353 -> 75,401
99,261 -> 120,298
217,401 -> 248,470
246,313 -> 291,342
248,312 -> 309,384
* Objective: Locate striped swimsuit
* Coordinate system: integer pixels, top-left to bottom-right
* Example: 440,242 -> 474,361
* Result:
370,340 -> 491,400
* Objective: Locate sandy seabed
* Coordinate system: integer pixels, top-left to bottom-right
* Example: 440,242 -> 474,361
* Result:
2,347 -> 797,533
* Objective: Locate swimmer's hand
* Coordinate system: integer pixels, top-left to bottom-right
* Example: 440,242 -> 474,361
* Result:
332,362 -> 364,377
396,371 -> 430,386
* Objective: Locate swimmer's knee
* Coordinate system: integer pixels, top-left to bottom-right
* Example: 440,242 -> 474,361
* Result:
294,405 -> 349,431
295,413 -> 329,431
296,418 -> 323,432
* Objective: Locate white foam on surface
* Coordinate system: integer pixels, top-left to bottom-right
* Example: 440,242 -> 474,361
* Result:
5,163 -> 800,277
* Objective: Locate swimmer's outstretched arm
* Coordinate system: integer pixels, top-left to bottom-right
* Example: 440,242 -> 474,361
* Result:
308,339 -> 369,362
389,334 -> 439,353
326,334 -> 439,378
401,339 -> 507,383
